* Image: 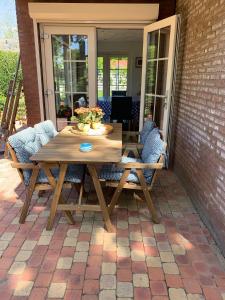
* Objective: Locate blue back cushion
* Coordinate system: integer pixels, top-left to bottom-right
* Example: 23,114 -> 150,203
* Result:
140,120 -> 155,144
34,120 -> 58,146
8,127 -> 42,184
141,128 -> 164,181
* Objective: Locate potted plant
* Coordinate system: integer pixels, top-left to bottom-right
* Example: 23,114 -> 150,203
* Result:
90,107 -> 104,129
71,107 -> 92,132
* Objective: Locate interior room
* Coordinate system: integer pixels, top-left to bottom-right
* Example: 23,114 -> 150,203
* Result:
96,28 -> 143,130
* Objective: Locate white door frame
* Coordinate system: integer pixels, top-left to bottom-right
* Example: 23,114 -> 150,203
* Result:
139,15 -> 178,140
40,25 -> 97,125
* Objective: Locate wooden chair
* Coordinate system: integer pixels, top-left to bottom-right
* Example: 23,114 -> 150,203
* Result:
6,127 -> 85,225
100,130 -> 166,224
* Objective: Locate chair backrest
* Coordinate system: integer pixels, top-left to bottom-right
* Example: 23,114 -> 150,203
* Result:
140,119 -> 155,144
8,127 -> 42,184
34,120 -> 58,146
112,90 -> 127,96
111,96 -> 132,121
141,128 -> 165,182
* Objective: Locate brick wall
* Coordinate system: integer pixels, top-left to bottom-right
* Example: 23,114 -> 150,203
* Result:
173,0 -> 225,254
16,0 -> 41,126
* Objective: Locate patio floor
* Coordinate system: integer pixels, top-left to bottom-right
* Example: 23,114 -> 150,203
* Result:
0,157 -> 225,300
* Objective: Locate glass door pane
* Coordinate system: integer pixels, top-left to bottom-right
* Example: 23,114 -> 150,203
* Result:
52,34 -> 88,129
140,16 -> 179,140
42,26 -> 96,130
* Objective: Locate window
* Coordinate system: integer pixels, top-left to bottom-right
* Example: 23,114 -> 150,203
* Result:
109,56 -> 128,95
97,57 -> 104,98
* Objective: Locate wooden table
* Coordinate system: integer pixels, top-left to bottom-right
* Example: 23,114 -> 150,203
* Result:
30,123 -> 122,232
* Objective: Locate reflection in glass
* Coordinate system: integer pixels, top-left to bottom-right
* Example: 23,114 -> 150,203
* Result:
154,97 -> 164,130
156,60 -> 168,95
145,60 -> 156,95
71,62 -> 88,93
70,35 -> 88,60
147,31 -> 158,60
144,95 -> 154,119
159,27 -> 170,58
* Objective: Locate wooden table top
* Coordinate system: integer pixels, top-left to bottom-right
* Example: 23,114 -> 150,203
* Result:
31,123 -> 122,163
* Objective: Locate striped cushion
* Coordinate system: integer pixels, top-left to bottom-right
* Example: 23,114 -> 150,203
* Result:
34,120 -> 58,146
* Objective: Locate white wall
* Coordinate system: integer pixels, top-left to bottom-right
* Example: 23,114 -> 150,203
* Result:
98,40 -> 143,97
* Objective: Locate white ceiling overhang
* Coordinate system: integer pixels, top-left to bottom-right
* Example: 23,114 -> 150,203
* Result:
28,3 -> 159,24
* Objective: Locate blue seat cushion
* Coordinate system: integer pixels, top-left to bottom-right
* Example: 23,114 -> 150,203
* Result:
140,120 -> 155,144
8,127 -> 42,184
141,128 -> 165,181
34,120 -> 58,146
100,156 -> 151,184
31,164 -> 84,186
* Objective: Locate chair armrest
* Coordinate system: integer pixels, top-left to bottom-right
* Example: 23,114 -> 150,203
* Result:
122,143 -> 144,150
11,162 -> 39,169
122,131 -> 140,137
116,162 -> 164,169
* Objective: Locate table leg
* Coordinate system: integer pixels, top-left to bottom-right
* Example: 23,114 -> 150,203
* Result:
47,163 -> 68,230
42,163 -> 74,226
87,165 -> 115,233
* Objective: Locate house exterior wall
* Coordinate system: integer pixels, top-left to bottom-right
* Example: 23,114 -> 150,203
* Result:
16,0 -> 175,126
174,0 -> 225,254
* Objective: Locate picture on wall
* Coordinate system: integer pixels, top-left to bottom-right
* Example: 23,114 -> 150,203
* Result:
136,57 -> 142,68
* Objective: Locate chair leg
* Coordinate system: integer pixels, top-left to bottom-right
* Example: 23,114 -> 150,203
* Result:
108,169 -> 130,215
136,170 -> 159,224
19,168 -> 39,224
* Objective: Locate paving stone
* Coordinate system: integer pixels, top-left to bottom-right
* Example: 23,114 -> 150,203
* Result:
102,262 -> 116,275
131,249 -> 145,261
146,256 -> 162,267
117,221 -> 128,229
117,237 -> 129,246
63,237 -> 77,247
8,262 -> 26,275
153,224 -> 166,233
128,217 -> 140,224
67,228 -> 79,237
21,240 -> 37,250
129,232 -> 142,242
100,275 -> 116,289
14,280 -> 34,296
57,257 -> 73,269
160,251 -> 175,262
157,242 -> 171,252
117,246 -> 131,258
48,282 -> 66,298
73,251 -> 88,262
37,235 -> 52,245
99,290 -> 116,300
26,214 -> 38,222
169,288 -> 187,300
117,282 -> 133,298
15,250 -> 32,262
0,240 -> 9,251
163,263 -> 179,275
0,232 -> 15,241
41,229 -> 55,236
76,241 -> 89,251
133,273 -> 149,287
187,294 -> 205,300
143,237 -> 156,246
172,244 -> 186,255
80,224 -> 93,233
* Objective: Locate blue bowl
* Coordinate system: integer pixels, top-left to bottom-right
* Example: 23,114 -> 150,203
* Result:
80,143 -> 93,152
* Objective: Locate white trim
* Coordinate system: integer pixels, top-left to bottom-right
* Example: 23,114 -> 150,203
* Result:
33,20 -> 44,121
29,3 -> 159,24
139,15 -> 178,141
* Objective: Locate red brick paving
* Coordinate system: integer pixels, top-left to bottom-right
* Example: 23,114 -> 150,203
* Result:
0,158 -> 224,299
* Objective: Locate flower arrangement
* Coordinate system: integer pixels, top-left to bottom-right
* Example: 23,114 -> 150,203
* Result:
71,107 -> 104,132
